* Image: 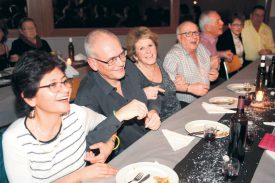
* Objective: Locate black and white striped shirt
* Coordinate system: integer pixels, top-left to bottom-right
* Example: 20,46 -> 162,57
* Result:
3,104 -> 106,182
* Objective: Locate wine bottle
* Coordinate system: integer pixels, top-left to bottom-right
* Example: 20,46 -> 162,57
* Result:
268,56 -> 275,88
228,96 -> 248,163
68,37 -> 75,62
255,55 -> 266,91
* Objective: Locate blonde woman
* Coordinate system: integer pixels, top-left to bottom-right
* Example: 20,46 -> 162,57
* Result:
127,26 -> 181,121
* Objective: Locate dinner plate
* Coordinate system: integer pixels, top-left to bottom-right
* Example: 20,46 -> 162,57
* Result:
209,96 -> 238,109
116,162 -> 179,183
185,120 -> 230,138
227,83 -> 255,94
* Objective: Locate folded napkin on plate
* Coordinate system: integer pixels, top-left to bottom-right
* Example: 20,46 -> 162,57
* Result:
258,133 -> 275,152
202,102 -> 236,114
263,122 -> 275,127
162,129 -> 195,151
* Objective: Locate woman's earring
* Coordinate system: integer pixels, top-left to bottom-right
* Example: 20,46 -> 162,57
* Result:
29,108 -> 35,119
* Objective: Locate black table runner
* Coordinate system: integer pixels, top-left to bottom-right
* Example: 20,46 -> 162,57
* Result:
174,111 -> 274,183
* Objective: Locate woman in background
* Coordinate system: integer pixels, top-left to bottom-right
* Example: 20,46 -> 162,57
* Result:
127,26 -> 181,121
217,13 -> 247,77
3,51 -> 118,182
9,17 -> 52,63
0,21 -> 10,71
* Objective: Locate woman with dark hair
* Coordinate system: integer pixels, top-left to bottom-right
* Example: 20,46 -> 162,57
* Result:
0,21 -> 10,71
9,17 -> 52,63
2,51 -> 123,182
217,13 -> 247,77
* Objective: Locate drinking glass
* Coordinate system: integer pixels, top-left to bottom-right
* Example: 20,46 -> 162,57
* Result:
203,123 -> 217,149
222,157 -> 240,180
245,121 -> 256,152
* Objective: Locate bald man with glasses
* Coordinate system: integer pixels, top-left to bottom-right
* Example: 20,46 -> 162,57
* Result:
163,21 -> 219,108
75,29 -> 161,157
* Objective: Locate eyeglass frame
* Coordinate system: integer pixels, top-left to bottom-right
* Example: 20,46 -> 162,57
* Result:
177,31 -> 200,38
91,49 -> 127,66
38,78 -> 73,93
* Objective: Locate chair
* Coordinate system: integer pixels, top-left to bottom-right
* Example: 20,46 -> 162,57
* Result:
223,55 -> 242,80
70,78 -> 81,101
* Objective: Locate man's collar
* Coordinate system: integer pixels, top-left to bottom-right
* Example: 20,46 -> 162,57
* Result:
90,71 -> 116,95
201,32 -> 217,44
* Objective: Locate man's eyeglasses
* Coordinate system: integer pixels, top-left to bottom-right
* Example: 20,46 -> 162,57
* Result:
38,78 -> 73,93
92,49 -> 127,66
178,31 -> 200,38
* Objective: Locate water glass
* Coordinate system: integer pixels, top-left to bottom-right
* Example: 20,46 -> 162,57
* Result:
245,121 -> 256,152
222,157 -> 240,180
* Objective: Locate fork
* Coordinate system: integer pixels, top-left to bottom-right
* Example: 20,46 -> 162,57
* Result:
128,172 -> 144,183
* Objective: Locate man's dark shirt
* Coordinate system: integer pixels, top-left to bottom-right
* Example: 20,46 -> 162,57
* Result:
75,60 -> 161,153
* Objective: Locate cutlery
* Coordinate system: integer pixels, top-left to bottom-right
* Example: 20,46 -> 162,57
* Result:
137,174 -> 150,183
128,172 -> 144,183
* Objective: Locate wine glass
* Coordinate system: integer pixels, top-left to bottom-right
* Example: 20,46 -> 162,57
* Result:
203,123 -> 217,149
245,121 -> 256,152
243,82 -> 252,95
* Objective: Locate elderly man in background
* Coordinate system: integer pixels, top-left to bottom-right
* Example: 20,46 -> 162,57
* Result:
75,29 -> 161,156
242,5 -> 275,61
163,21 -> 219,107
199,10 -> 233,69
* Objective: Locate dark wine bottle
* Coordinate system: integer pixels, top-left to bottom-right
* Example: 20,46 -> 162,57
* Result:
68,37 -> 75,62
228,96 -> 248,163
256,55 -> 266,91
268,56 -> 275,88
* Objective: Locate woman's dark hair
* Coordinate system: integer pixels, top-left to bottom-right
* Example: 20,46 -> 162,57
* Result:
228,13 -> 245,25
0,20 -> 8,43
12,50 -> 66,117
18,17 -> 36,30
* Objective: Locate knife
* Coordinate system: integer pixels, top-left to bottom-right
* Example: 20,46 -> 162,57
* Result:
137,174 -> 150,183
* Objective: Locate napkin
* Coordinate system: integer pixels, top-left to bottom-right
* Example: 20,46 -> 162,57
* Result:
74,53 -> 87,61
65,65 -> 79,78
258,133 -> 275,152
162,129 -> 195,151
202,102 -> 236,114
263,122 -> 275,127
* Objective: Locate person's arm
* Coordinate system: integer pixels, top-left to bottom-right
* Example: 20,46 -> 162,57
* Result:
54,163 -> 117,183
3,128 -> 33,182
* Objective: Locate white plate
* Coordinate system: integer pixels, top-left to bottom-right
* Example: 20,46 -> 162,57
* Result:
185,120 -> 230,138
0,79 -> 11,86
209,97 -> 238,109
227,83 -> 255,94
116,162 -> 179,183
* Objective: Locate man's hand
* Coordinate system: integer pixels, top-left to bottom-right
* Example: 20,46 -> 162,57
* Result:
259,48 -> 272,55
219,50 -> 233,61
84,141 -> 114,164
208,69 -> 219,81
210,55 -> 220,70
143,85 -> 165,100
114,99 -> 148,121
145,110 -> 161,130
188,83 -> 209,96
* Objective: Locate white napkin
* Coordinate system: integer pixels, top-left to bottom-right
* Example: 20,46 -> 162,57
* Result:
266,150 -> 275,160
263,122 -> 275,127
162,129 -> 195,151
65,65 -> 79,78
202,102 -> 236,114
74,53 -> 87,61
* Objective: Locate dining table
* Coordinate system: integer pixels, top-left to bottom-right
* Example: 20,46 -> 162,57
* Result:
88,59 -> 275,183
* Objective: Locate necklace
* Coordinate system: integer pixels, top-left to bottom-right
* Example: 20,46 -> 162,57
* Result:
32,119 -> 63,153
